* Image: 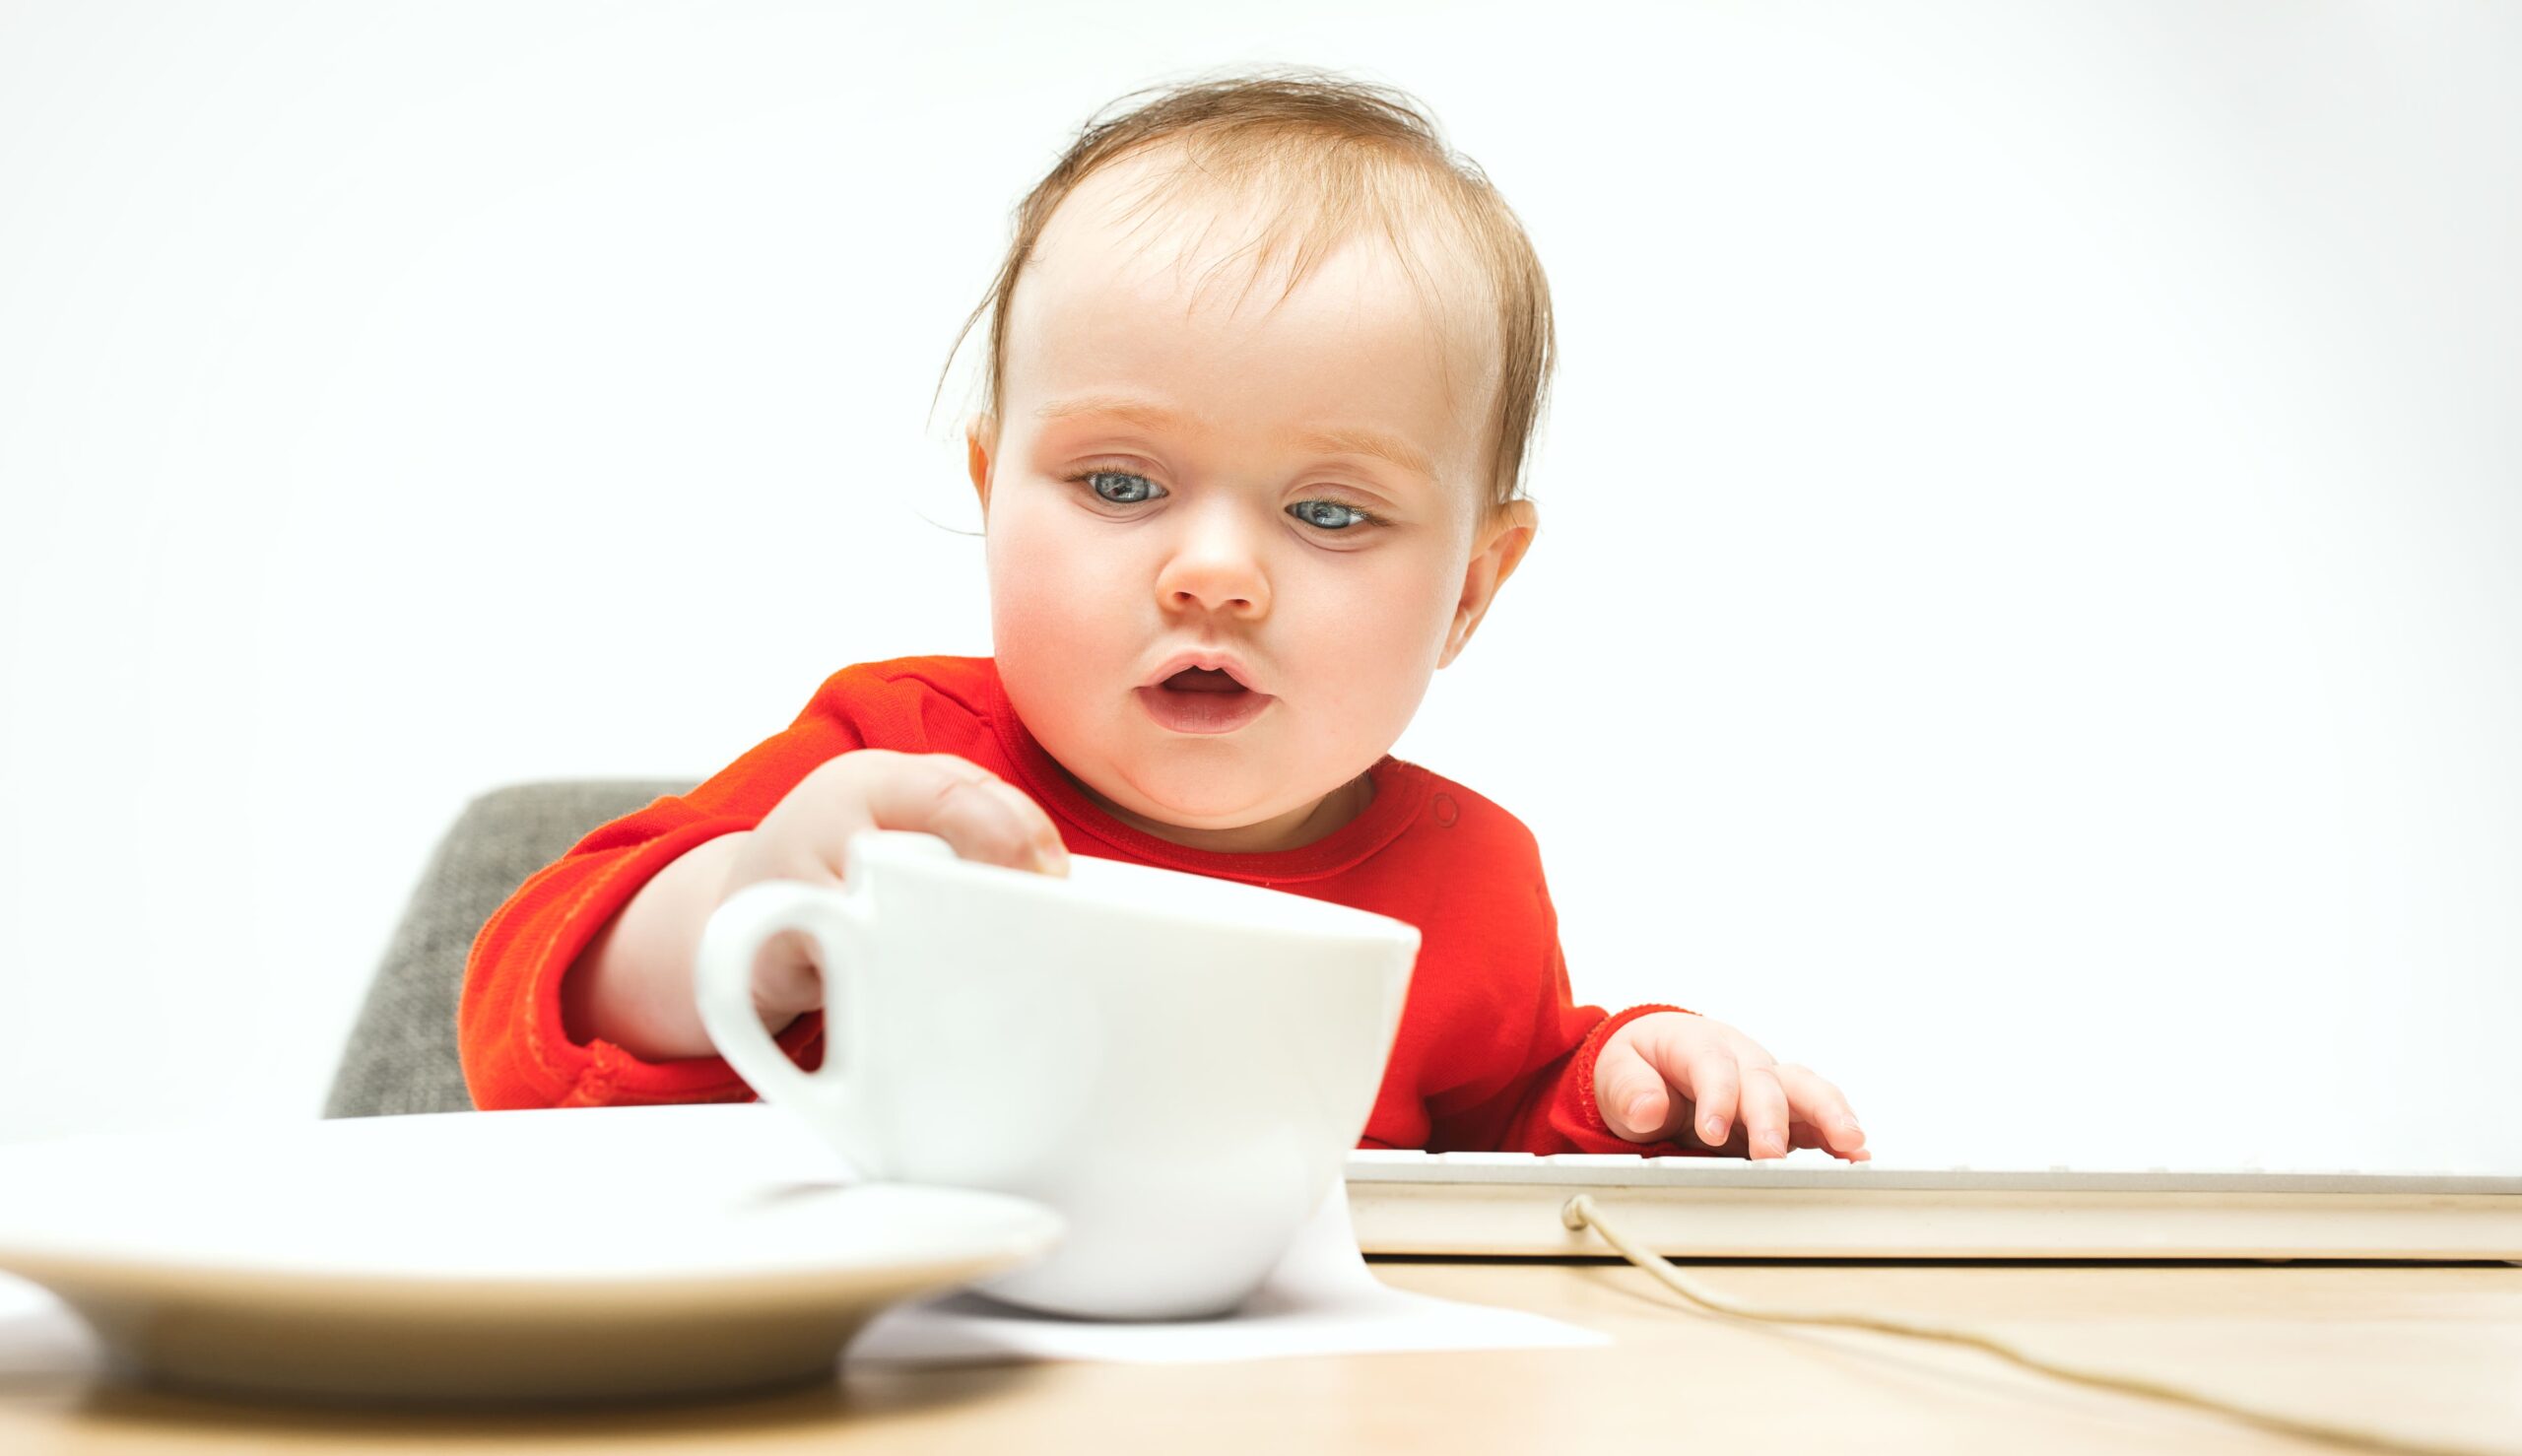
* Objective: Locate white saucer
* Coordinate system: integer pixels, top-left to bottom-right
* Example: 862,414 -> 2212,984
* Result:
0,1103 -> 1062,1406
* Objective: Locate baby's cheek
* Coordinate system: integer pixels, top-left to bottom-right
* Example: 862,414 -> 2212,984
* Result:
1300,590 -> 1445,755
987,509 -> 1134,708
984,500 -> 1066,603
989,500 -> 1078,615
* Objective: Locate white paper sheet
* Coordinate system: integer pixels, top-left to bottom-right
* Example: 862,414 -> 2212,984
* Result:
848,1178 -> 1611,1365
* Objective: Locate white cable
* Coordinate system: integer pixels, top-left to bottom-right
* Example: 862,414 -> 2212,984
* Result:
1561,1194 -> 2512,1456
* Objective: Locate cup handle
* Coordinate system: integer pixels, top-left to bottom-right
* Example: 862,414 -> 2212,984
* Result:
694,878 -> 883,1179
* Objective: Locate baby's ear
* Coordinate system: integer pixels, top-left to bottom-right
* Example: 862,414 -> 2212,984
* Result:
1439,499 -> 1539,669
965,416 -> 997,511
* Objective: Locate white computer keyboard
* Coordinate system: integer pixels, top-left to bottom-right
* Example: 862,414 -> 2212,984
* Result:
1339,1151 -> 2522,1261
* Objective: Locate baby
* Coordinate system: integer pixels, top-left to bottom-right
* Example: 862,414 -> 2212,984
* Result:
459,70 -> 1869,1163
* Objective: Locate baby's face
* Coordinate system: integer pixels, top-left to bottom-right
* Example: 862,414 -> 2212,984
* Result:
968,153 -> 1534,850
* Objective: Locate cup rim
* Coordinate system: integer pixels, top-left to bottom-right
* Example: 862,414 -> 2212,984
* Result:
847,829 -> 1423,953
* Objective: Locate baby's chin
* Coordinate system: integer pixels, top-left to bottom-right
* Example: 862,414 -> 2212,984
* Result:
1095,755 -> 1295,828
1065,740 -> 1365,843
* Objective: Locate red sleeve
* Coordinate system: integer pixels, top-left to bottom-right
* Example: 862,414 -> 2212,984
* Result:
455,667 -> 928,1110
458,811 -> 829,1110
1427,867 -> 1719,1158
1497,998 -> 1722,1157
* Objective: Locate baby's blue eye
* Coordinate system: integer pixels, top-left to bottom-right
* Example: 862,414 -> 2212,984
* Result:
1065,468 -> 1383,534
1081,470 -> 1161,505
1289,500 -> 1372,531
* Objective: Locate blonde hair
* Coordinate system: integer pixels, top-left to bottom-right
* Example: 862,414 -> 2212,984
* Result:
931,66 -> 1556,522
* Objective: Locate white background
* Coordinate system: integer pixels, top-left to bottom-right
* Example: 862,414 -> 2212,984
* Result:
2,2 -> 2514,1170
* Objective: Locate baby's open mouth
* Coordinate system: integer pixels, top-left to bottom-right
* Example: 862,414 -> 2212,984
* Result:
1159,667 -> 1247,695
1135,665 -> 1274,734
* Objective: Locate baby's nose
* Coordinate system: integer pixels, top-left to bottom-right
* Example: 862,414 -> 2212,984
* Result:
1166,578 -> 1262,614
1156,520 -> 1271,617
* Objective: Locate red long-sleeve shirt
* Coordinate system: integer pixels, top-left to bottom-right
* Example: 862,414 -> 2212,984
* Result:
458,654 -> 1708,1156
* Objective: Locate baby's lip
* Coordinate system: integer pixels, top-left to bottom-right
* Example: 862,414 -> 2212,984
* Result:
1141,646 -> 1264,694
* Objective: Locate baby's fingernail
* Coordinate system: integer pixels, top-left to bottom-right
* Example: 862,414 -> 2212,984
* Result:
1702,1117 -> 1726,1142
1625,1095 -> 1655,1127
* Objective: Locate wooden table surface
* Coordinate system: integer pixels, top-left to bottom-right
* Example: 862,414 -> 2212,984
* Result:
4,1257 -> 2517,1455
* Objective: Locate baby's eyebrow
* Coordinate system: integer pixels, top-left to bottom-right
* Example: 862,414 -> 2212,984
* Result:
1035,393 -> 1436,485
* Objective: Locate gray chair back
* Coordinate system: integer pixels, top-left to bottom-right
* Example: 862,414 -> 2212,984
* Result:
323,778 -> 693,1118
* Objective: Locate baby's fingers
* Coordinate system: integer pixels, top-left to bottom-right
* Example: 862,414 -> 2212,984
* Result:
1733,1065 -> 1793,1159
1678,1052 -> 1740,1148
1593,1034 -> 1679,1143
1769,1064 -> 1868,1159
857,754 -> 1069,875
1785,1120 -> 1870,1160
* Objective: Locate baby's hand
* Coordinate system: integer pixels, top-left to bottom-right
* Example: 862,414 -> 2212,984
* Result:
1593,1012 -> 1870,1161
722,750 -> 1070,1019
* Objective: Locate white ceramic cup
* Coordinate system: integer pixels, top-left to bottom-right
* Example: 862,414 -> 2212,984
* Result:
693,828 -> 1420,1320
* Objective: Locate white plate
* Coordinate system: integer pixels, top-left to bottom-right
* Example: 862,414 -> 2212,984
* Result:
0,1103 -> 1062,1406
